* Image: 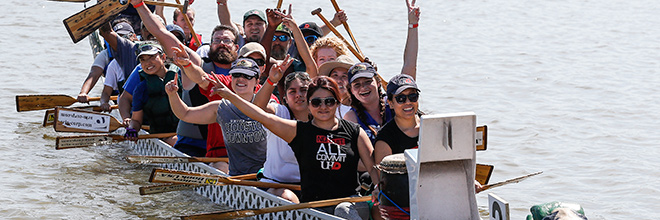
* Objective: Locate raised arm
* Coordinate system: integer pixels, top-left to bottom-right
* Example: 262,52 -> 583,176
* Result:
171,45 -> 214,89
278,10 -> 318,77
132,0 -> 201,90
262,8 -> 285,74
165,75 -> 218,125
319,10 -> 345,37
216,0 -> 240,34
400,0 -> 419,79
98,22 -> 119,52
254,56 -> 293,112
209,74 -> 298,142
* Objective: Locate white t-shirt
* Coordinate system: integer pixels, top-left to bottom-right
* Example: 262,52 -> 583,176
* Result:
103,60 -> 124,90
261,104 -> 301,183
92,49 -> 111,69
335,104 -> 351,119
196,44 -> 209,58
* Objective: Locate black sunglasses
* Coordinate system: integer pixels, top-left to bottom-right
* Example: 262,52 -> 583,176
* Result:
394,93 -> 419,104
231,72 -> 256,80
304,35 -> 318,44
309,97 -> 338,108
272,35 -> 290,42
248,57 -> 266,66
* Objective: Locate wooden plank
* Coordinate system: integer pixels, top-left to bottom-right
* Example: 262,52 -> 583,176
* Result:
63,0 -> 129,43
476,163 -> 494,185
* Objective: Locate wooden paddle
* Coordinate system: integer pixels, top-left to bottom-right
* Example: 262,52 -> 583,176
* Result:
311,8 -> 387,87
43,105 -> 118,127
181,196 -> 371,219
63,0 -> 190,43
329,0 -> 363,55
16,94 -> 117,112
139,173 -> 257,195
53,107 -> 147,133
150,168 -> 302,191
276,0 -> 283,9
126,156 -> 230,164
55,132 -> 175,149
475,163 -> 494,185
476,171 -> 543,193
172,0 -> 201,47
476,125 -> 487,151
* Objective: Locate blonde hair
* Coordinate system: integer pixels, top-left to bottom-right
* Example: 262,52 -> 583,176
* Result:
310,36 -> 348,61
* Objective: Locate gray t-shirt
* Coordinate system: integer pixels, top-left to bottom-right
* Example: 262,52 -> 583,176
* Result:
216,98 -> 267,176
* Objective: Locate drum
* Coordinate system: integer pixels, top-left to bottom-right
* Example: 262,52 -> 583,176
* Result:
377,153 -> 410,220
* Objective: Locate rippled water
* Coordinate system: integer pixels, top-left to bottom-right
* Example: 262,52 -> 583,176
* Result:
2,0 -> 659,219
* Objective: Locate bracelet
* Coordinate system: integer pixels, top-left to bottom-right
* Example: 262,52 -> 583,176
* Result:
132,1 -> 144,8
408,23 -> 418,29
183,62 -> 192,68
266,78 -> 276,86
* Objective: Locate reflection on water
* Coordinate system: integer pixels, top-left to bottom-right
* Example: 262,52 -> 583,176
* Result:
2,0 -> 659,219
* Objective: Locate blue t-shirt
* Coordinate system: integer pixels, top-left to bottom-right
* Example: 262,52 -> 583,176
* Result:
214,63 -> 231,76
131,80 -> 150,112
122,64 -> 142,96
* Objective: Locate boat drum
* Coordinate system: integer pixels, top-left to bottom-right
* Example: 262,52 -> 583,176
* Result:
377,153 -> 410,220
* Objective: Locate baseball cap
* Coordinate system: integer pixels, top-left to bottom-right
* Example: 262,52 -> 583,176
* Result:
318,55 -> 355,76
113,22 -> 135,37
166,24 -> 185,42
274,24 -> 292,37
347,62 -> 377,83
229,58 -> 260,77
243,9 -> 266,23
238,42 -> 267,60
135,43 -> 163,61
299,22 -> 323,37
386,74 -> 420,96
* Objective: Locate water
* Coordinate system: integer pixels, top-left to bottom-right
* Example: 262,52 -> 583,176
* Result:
3,0 -> 659,219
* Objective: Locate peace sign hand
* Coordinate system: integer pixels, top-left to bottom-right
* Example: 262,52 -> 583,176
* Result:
171,44 -> 191,68
207,72 -> 232,97
406,0 -> 420,24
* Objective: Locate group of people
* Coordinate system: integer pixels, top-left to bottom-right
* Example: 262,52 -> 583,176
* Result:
76,0 -> 425,219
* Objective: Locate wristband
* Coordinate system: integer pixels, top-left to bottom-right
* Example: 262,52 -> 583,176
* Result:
132,1 -> 144,8
408,23 -> 418,29
266,78 -> 276,86
183,62 -> 192,68
217,1 -> 225,5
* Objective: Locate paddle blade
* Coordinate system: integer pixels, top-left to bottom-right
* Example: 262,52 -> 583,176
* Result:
476,164 -> 494,185
53,107 -> 122,133
16,95 -> 77,112
63,0 -> 128,43
56,134 -> 113,150
139,184 -> 198,195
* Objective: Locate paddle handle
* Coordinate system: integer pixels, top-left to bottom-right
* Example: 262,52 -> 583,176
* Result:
276,0 -> 283,9
329,0 -> 362,55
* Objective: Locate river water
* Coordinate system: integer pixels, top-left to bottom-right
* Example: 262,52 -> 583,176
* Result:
2,0 -> 659,219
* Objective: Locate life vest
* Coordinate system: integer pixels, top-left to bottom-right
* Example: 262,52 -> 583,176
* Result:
139,64 -> 182,134
187,33 -> 203,51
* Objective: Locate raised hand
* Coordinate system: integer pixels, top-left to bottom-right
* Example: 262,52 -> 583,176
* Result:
331,10 -> 348,24
268,55 -> 294,83
171,44 -> 191,68
207,72 -> 232,97
406,0 -> 420,24
265,8 -> 284,28
165,72 -> 179,96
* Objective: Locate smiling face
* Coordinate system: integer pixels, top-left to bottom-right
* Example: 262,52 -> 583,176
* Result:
285,78 -> 309,113
230,73 -> 258,97
388,88 -> 419,120
349,77 -> 379,105
329,67 -> 349,98
315,47 -> 337,66
138,53 -> 166,75
308,89 -> 338,122
173,9 -> 195,38
243,16 -> 266,42
209,30 -> 238,64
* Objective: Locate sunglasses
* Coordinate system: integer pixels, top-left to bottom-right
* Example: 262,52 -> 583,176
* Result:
273,35 -> 290,42
309,97 -> 338,108
249,58 -> 266,66
394,93 -> 419,104
231,72 -> 256,80
304,35 -> 318,44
